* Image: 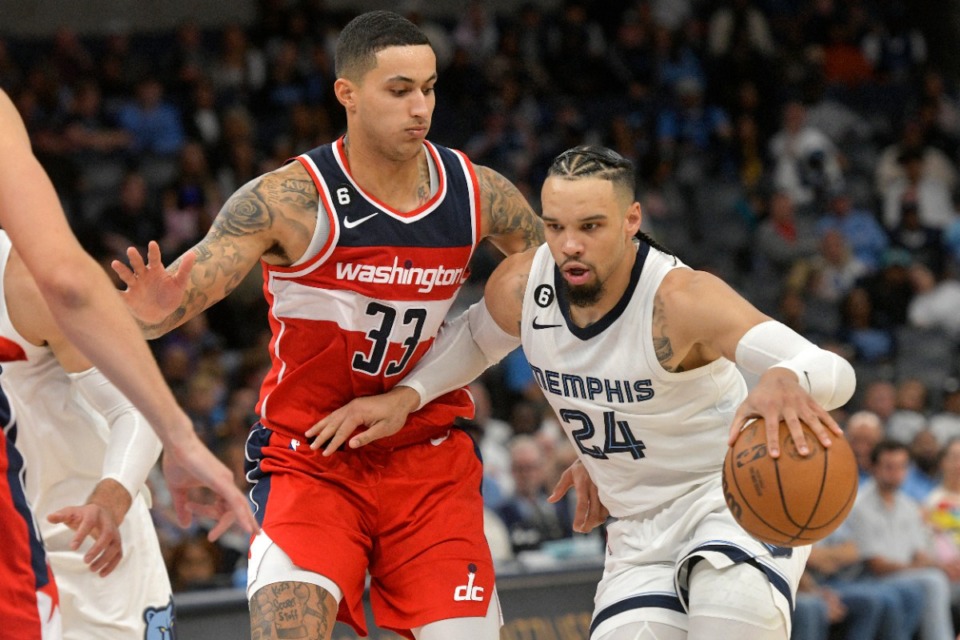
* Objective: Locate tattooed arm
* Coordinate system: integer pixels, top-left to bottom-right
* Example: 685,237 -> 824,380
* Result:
652,268 -> 770,373
475,165 -> 544,255
113,162 -> 319,338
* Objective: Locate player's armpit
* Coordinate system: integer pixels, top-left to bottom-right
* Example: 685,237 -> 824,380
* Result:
475,165 -> 544,254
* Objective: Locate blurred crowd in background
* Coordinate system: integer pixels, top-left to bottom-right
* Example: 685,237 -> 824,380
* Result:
5,0 -> 960,636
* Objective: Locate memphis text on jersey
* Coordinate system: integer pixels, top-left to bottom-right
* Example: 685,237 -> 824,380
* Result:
529,365 -> 656,404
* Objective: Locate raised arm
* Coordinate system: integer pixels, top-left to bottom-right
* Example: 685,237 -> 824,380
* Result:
0,90 -> 257,539
113,162 -> 318,338
475,164 -> 544,255
306,248 -> 534,453
654,268 -> 855,457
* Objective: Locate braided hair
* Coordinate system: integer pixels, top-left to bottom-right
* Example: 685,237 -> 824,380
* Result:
547,145 -> 675,259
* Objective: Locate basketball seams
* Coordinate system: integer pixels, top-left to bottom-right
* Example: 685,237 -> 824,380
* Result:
723,419 -> 858,547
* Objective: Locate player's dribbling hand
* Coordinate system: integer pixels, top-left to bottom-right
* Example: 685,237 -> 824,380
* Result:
111,241 -> 196,326
548,459 -> 609,534
307,386 -> 421,455
47,503 -> 123,577
728,367 -> 842,459
162,432 -> 259,542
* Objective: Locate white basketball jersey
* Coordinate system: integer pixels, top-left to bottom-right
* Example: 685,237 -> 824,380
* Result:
520,242 -> 747,517
0,233 -> 122,527
0,232 -> 172,638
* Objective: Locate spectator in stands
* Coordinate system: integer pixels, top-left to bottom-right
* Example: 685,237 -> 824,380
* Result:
210,23 -> 267,106
858,248 -> 915,329
816,189 -> 889,271
802,522 -> 924,640
887,379 -> 931,446
862,380 -> 898,424
846,410 -> 884,484
116,76 -> 185,157
926,438 -> 960,562
883,147 -> 955,232
656,76 -> 733,178
890,197 -> 946,275
63,79 -> 132,159
907,263 -> 960,340
769,99 -> 844,211
168,533 -> 230,592
496,436 -> 574,555
846,440 -> 956,640
99,169 -> 164,256
902,429 -> 941,502
930,387 -> 960,446
806,228 -> 870,305
756,190 -> 820,282
839,287 -> 895,364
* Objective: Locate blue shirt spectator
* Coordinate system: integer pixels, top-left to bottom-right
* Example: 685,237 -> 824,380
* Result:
817,192 -> 890,271
117,77 -> 185,156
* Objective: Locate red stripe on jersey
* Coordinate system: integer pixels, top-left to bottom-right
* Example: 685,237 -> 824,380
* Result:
453,149 -> 483,238
0,436 -> 48,636
0,336 -> 27,362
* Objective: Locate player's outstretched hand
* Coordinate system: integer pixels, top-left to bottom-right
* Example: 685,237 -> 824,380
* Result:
163,432 -> 258,542
307,386 -> 421,455
111,241 -> 195,326
728,367 -> 842,459
548,459 -> 609,534
47,503 -> 123,577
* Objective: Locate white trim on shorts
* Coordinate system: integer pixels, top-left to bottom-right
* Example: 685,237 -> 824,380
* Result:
246,531 -> 343,603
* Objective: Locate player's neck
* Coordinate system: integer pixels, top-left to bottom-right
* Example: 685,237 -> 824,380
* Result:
343,134 -> 427,211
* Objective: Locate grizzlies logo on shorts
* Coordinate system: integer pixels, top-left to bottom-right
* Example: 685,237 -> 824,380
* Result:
143,596 -> 176,639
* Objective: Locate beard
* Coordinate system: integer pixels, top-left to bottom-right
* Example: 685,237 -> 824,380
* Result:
562,278 -> 604,307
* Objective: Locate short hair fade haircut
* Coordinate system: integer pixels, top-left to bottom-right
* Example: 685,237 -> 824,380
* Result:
335,11 -> 430,80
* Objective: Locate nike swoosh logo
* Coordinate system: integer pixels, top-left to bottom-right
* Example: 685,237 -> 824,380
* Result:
342,212 -> 380,229
532,317 -> 562,329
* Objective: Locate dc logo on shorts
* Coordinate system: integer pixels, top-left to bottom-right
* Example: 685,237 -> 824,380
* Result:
453,563 -> 485,602
143,596 -> 176,639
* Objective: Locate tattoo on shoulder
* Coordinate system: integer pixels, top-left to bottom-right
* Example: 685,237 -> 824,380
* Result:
476,166 -> 544,249
653,292 -> 684,372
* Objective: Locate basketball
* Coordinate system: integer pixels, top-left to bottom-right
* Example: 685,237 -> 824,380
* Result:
722,418 -> 858,547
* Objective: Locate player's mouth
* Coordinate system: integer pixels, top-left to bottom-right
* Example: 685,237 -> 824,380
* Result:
406,125 -> 428,138
562,264 -> 592,285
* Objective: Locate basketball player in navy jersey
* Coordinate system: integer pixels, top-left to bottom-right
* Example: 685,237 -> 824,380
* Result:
310,145 -> 857,640
113,10 -> 543,640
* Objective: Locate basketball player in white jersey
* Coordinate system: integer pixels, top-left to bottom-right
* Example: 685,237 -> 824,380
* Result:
0,89 -> 257,544
309,145 -> 857,639
0,230 -> 175,638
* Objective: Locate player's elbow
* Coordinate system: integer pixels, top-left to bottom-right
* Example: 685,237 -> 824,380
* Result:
824,352 -> 856,411
33,262 -> 93,311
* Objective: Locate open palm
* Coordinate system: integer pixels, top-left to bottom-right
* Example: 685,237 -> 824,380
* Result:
111,241 -> 195,326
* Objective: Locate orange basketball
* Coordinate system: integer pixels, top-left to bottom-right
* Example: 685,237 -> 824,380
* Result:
722,418 -> 858,547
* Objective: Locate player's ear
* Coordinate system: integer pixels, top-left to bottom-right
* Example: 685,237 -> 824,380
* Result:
334,78 -> 356,111
625,202 -> 642,236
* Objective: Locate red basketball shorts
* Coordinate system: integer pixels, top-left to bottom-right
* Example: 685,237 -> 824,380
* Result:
246,424 -> 495,638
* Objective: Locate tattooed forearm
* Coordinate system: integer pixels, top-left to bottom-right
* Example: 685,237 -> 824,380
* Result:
477,166 -> 544,252
250,582 -> 335,640
653,292 -> 684,372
